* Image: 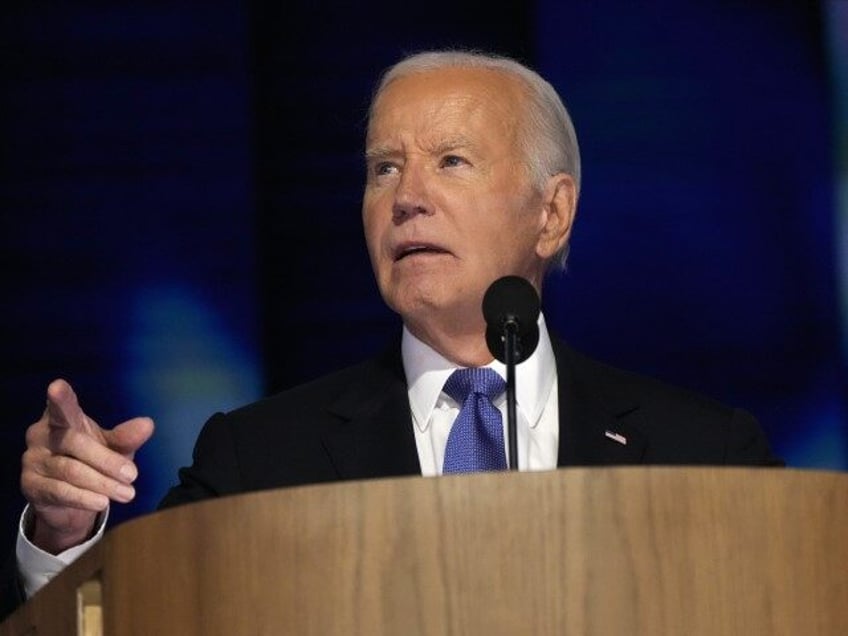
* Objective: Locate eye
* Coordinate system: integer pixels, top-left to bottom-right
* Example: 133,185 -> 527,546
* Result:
373,161 -> 398,177
440,154 -> 468,169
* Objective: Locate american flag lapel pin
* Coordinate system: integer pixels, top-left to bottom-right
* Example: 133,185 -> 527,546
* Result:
604,430 -> 627,445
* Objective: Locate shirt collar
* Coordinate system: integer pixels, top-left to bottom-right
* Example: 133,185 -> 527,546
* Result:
402,314 -> 556,433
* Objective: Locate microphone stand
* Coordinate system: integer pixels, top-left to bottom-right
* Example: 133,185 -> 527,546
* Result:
483,275 -> 540,472
503,320 -> 519,471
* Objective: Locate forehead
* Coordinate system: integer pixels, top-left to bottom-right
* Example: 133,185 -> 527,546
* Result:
366,67 -> 527,147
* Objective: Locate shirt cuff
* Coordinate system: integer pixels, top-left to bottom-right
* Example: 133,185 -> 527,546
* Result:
15,504 -> 109,599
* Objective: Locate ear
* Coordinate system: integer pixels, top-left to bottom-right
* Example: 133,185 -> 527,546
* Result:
535,173 -> 577,261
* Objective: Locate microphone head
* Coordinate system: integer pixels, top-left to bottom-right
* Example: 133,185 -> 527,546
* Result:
482,276 -> 541,364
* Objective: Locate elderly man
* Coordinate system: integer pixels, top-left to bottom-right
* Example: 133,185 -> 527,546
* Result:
1,50 -> 780,617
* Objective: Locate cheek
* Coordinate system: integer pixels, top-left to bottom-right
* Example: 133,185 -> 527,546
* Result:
486,208 -> 543,267
364,229 -> 387,276
362,200 -> 386,259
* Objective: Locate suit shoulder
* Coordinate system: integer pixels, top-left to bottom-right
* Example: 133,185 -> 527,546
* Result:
565,345 -> 732,417
225,355 -> 393,423
555,339 -> 781,465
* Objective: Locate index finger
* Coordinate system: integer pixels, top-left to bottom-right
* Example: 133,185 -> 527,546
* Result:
45,379 -> 86,431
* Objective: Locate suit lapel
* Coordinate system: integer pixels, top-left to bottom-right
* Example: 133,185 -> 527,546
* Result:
320,343 -> 422,480
318,335 -> 649,476
553,338 -> 648,466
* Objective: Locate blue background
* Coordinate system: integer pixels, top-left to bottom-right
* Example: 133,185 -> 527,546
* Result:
1,1 -> 845,551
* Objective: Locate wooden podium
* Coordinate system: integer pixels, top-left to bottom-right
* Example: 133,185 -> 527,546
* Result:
2,467 -> 847,635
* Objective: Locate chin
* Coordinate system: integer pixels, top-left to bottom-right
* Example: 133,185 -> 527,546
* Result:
399,292 -> 484,331
386,291 -> 442,321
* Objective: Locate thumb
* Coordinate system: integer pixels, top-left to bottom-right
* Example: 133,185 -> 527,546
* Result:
104,417 -> 155,457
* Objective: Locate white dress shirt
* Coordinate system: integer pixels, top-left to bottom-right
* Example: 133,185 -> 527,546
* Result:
403,314 -> 559,476
17,315 -> 560,597
16,505 -> 108,599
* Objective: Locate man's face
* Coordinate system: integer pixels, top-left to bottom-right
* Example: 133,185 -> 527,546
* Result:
362,67 -> 551,347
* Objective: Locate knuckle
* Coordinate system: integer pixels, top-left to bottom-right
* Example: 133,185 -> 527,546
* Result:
49,454 -> 72,479
21,447 -> 40,470
21,447 -> 50,481
56,455 -> 84,483
19,472 -> 37,498
25,421 -> 46,447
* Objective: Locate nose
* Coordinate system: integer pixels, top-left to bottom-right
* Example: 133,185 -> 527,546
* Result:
392,164 -> 432,223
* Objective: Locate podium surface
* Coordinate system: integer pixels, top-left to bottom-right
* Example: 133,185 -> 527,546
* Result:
2,467 -> 847,635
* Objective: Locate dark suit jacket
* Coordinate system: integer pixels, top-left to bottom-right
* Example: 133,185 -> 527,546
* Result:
158,336 -> 781,508
0,336 -> 781,620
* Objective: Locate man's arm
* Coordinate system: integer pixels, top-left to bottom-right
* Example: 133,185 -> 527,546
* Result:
2,380 -> 153,617
20,380 -> 152,553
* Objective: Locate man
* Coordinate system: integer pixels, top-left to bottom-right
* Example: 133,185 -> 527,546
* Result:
1,50 -> 781,618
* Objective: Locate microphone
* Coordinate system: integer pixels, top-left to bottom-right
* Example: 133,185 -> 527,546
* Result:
481,276 -> 541,471
483,275 -> 541,364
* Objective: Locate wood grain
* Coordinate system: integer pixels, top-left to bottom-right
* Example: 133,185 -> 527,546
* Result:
2,468 -> 846,635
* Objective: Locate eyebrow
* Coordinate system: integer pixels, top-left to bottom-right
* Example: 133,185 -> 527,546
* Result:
364,146 -> 397,162
427,135 -> 475,155
364,135 -> 477,162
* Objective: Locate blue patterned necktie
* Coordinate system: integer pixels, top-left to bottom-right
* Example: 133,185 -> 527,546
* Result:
442,368 -> 508,473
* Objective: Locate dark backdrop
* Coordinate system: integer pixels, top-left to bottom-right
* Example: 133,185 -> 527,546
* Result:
1,1 -> 845,557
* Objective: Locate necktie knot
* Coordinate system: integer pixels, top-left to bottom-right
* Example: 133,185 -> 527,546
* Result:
443,367 -> 506,405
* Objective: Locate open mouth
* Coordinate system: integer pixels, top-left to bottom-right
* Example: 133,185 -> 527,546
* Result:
393,244 -> 450,261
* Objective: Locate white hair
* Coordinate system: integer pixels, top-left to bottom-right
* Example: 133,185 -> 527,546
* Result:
368,50 -> 581,269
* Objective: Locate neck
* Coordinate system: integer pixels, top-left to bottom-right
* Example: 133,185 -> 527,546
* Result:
404,319 -> 494,367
